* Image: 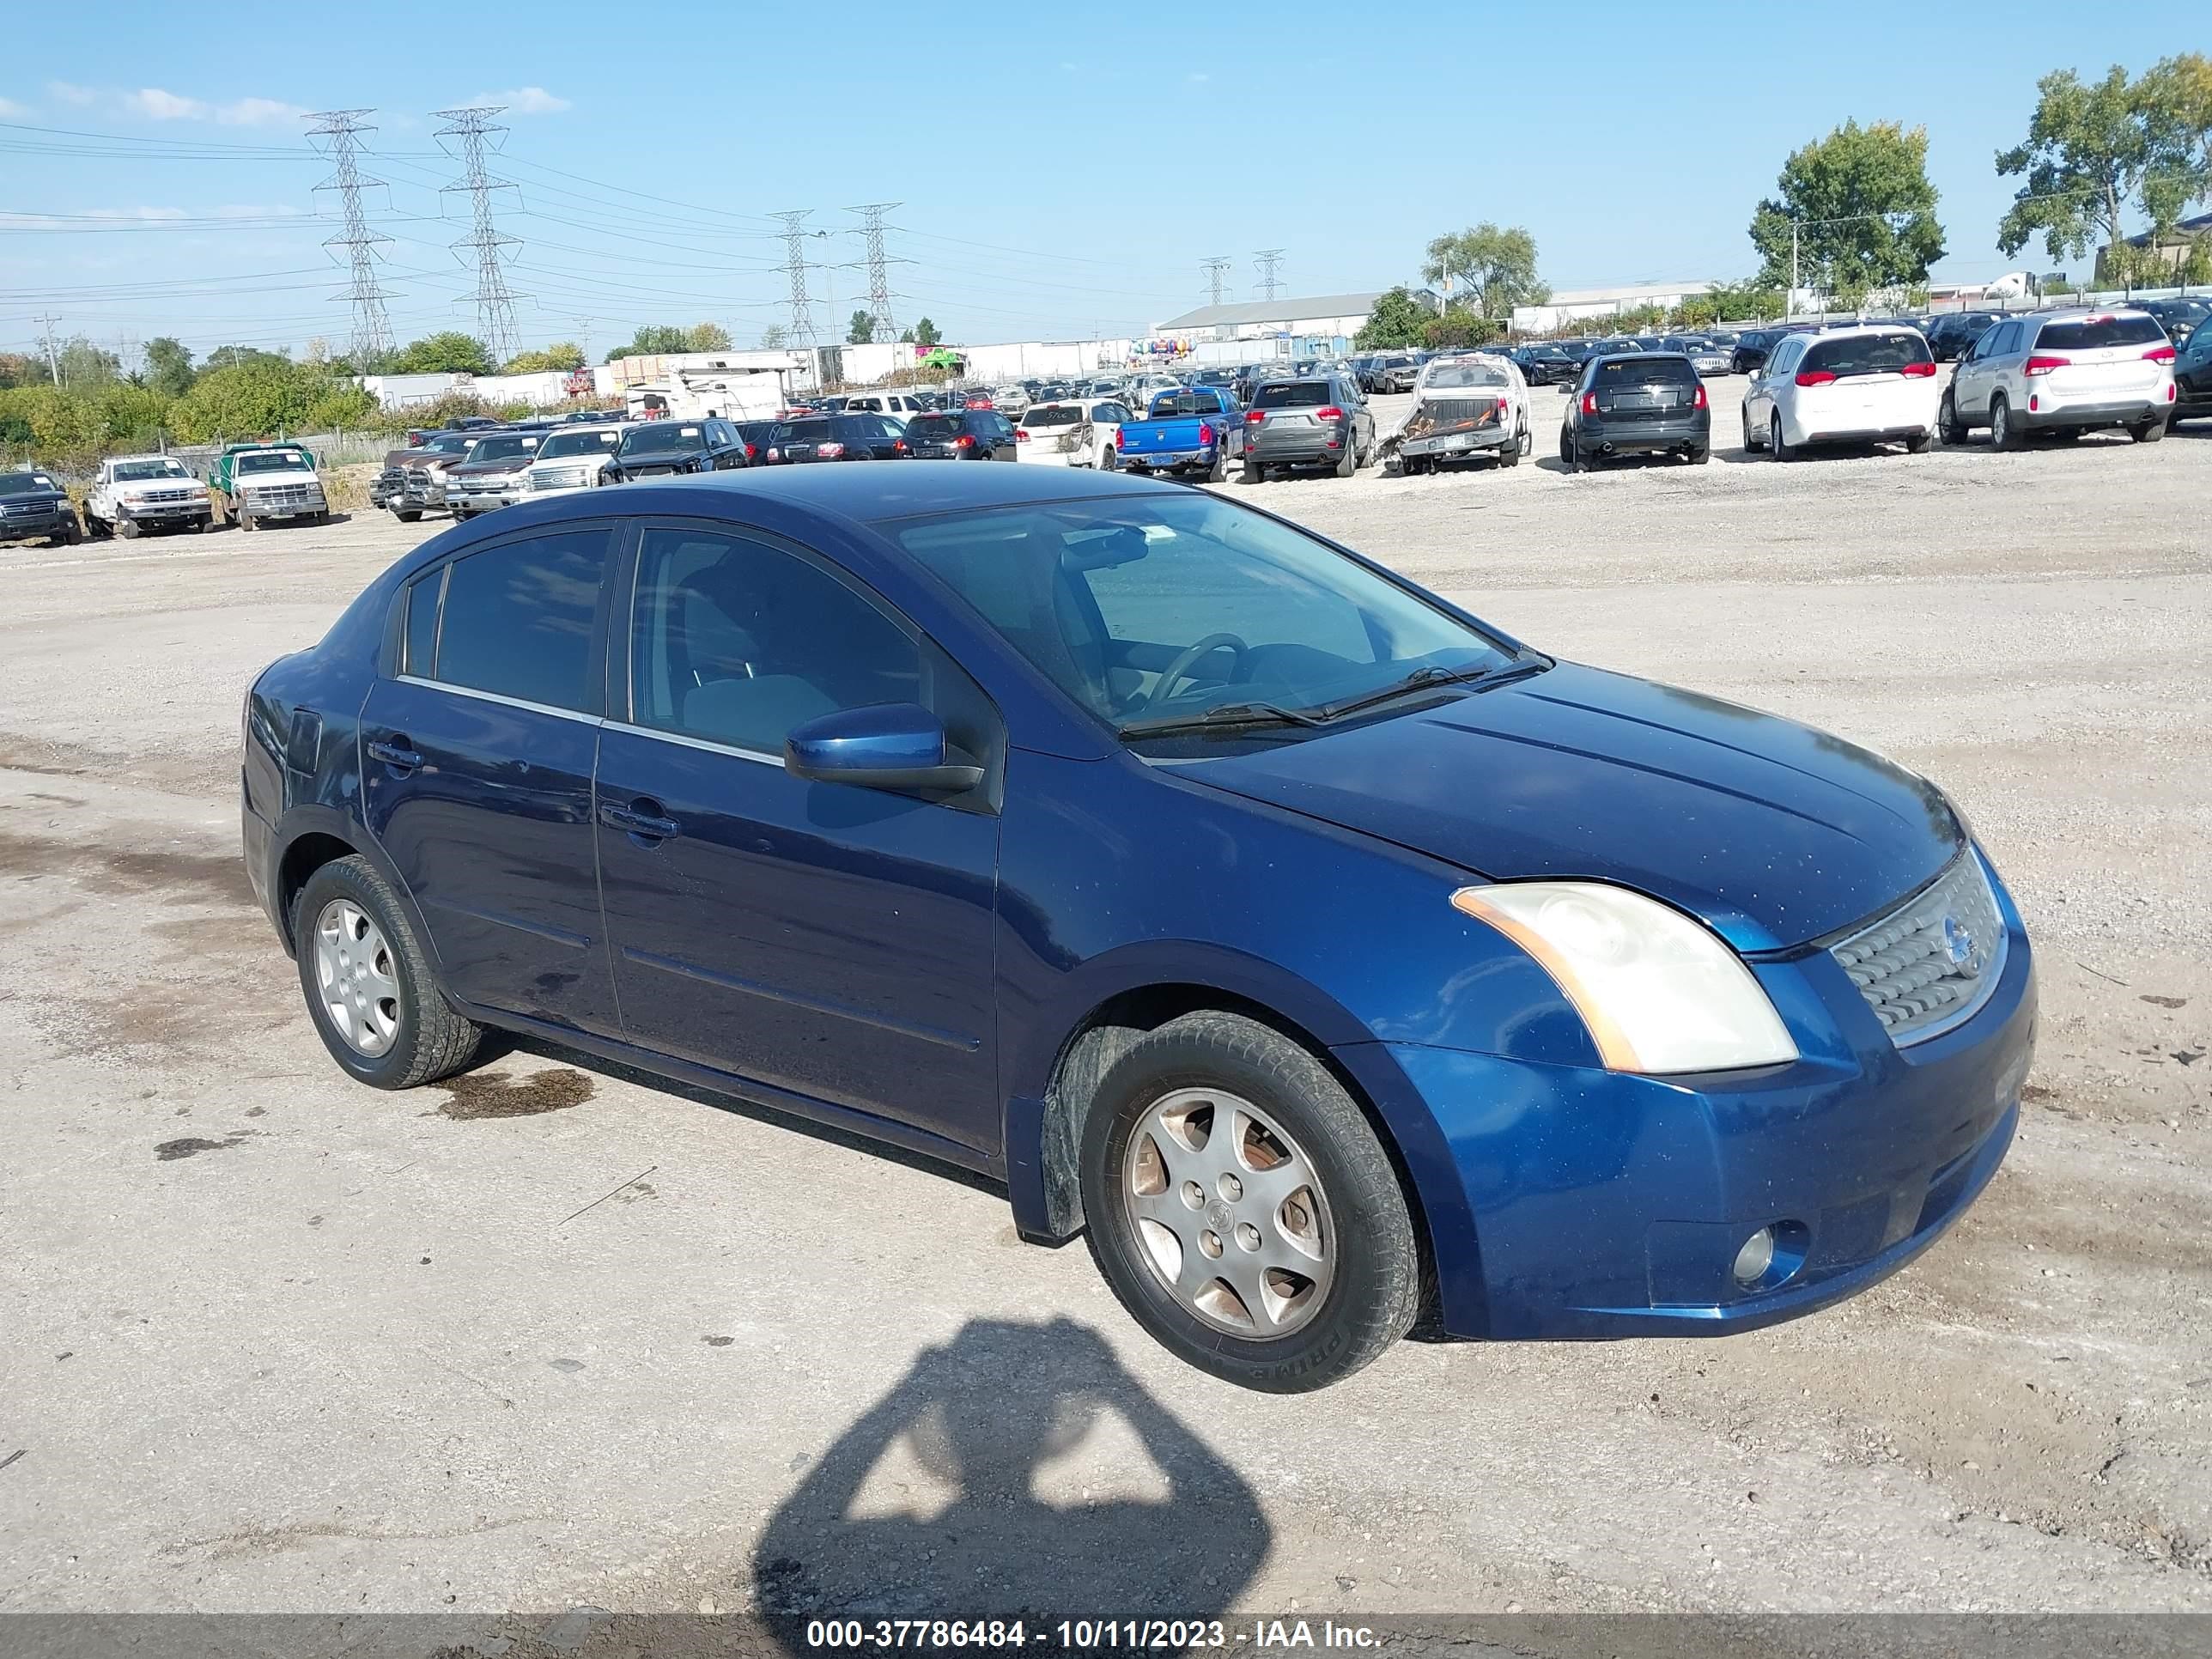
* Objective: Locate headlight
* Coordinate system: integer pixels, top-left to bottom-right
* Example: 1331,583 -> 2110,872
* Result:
1451,882 -> 1797,1074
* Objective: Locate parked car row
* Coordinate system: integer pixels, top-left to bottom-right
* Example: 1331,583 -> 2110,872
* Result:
3,444 -> 338,545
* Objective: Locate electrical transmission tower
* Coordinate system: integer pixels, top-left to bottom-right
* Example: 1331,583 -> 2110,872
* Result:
1254,249 -> 1285,302
306,109 -> 395,365
1201,256 -> 1232,307
848,203 -> 900,341
432,106 -> 526,365
771,210 -> 817,345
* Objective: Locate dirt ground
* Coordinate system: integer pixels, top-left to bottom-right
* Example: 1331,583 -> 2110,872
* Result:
1,381 -> 2208,1628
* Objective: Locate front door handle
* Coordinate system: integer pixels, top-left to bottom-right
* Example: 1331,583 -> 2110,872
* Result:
599,798 -> 682,842
368,738 -> 422,772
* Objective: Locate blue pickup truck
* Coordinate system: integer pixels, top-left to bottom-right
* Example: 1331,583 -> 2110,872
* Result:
1115,386 -> 1243,481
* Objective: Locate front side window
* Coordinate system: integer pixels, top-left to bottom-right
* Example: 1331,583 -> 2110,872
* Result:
421,531 -> 611,714
629,528 -> 922,755
895,494 -> 1513,732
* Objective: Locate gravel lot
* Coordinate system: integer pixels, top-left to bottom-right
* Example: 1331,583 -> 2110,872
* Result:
3,380 -> 2209,1628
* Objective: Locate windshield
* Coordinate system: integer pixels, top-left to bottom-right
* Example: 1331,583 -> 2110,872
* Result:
538,429 -> 621,458
466,435 -> 538,463
619,423 -> 706,456
0,471 -> 58,495
113,459 -> 188,482
894,494 -> 1512,733
1802,332 -> 1932,375
234,451 -> 307,474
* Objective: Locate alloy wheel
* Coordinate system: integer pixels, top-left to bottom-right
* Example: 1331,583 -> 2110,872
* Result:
313,897 -> 401,1057
1121,1087 -> 1334,1337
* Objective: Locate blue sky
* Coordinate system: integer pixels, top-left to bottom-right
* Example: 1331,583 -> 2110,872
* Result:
2,1 -> 2203,365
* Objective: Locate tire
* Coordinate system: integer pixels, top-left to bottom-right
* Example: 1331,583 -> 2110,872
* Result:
1499,428 -> 1521,467
116,515 -> 140,538
1742,406 -> 1764,451
1688,444 -> 1710,464
1078,1011 -> 1420,1394
1099,445 -> 1119,473
1518,422 -> 1534,458
1333,443 -> 1356,478
395,508 -> 422,524
1905,431 -> 1933,453
1769,412 -> 1796,462
237,510 -> 257,532
1990,394 -> 2021,452
1938,389 -> 1966,447
2131,416 -> 2166,444
1558,426 -> 1573,465
1242,460 -> 1266,484
1204,449 -> 1226,483
293,854 -> 484,1090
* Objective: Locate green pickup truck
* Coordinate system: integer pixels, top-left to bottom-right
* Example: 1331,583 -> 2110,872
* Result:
207,441 -> 329,531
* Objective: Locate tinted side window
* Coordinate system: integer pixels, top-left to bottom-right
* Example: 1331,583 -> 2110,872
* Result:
404,567 -> 444,677
630,528 -> 922,755
430,530 -> 611,714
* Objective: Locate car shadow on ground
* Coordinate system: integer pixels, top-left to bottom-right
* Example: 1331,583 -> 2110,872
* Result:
1534,453 -> 1709,475
750,1316 -> 1269,1650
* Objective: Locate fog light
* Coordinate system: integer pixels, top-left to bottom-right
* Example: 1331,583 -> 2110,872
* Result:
1732,1226 -> 1776,1287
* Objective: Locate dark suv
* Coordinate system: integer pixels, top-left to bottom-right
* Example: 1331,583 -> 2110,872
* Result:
0,465 -> 81,546
609,418 -> 753,482
898,410 -> 1018,459
1243,375 -> 1375,480
1925,312 -> 2002,363
767,414 -> 907,463
1559,352 -> 1711,468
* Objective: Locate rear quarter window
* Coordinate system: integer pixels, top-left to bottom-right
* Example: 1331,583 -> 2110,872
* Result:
2036,314 -> 2166,351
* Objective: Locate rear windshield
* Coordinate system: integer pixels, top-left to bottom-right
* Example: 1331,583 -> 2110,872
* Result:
1801,332 -> 1933,375
904,414 -> 963,440
781,420 -> 836,441
1425,362 -> 1509,389
1255,381 -> 1331,408
2036,314 -> 2166,351
1595,356 -> 1693,385
1024,404 -> 1083,428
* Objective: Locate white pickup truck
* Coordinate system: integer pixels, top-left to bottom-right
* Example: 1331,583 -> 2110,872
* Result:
82,454 -> 213,538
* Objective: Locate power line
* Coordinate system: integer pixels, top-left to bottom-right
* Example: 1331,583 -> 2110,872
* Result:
306,109 -> 395,365
1201,256 -> 1232,306
432,106 -> 525,363
850,203 -> 900,341
772,210 -> 816,345
1254,249 -> 1285,301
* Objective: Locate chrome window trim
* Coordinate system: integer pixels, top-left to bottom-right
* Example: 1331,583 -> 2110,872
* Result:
604,719 -> 783,769
394,673 -> 599,726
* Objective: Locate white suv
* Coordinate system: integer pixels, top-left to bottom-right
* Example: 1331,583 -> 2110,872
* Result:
1941,307 -> 2177,448
1741,325 -> 1939,459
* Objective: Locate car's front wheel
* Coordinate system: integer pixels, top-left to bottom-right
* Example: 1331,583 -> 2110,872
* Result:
293,855 -> 484,1089
1079,1011 -> 1420,1393
1938,389 -> 1966,446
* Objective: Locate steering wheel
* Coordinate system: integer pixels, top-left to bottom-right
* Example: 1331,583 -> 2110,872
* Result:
1153,633 -> 1249,703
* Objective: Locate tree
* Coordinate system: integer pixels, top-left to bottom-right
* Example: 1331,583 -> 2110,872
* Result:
897,328 -> 915,344
204,345 -> 291,373
1354,286 -> 1432,349
758,324 -> 790,350
911,317 -> 941,348
143,337 -> 196,398
169,361 -> 314,442
502,343 -> 586,374
682,321 -> 731,352
391,332 -> 494,375
2140,52 -> 2212,191
1996,64 -> 2206,275
608,325 -> 686,361
847,309 -> 876,345
54,337 -> 121,389
0,352 -> 46,389
1749,122 -> 1944,306
1421,224 -> 1547,319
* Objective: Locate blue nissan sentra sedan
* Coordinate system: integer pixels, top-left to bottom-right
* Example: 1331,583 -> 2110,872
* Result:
241,465 -> 2034,1392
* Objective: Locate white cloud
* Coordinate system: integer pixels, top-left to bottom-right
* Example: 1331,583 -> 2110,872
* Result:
48,81 -> 99,106
129,87 -> 210,120
216,96 -> 308,126
0,96 -> 28,118
466,86 -> 571,115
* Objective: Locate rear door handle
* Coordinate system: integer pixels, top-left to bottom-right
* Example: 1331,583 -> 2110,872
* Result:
368,738 -> 422,772
599,798 -> 681,842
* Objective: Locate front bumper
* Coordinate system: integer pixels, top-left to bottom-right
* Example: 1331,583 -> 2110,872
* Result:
116,501 -> 212,526
0,502 -> 72,538
236,491 -> 325,521
1364,850 -> 2036,1340
446,478 -> 529,512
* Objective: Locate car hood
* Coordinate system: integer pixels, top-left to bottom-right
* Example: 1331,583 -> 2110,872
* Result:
446,459 -> 532,479
1177,662 -> 1961,953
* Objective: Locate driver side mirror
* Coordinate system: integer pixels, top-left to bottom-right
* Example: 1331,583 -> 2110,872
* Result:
784,703 -> 983,793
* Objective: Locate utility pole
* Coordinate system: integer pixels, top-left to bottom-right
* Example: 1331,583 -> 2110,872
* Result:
432,106 -> 526,366
573,316 -> 594,365
1788,217 -> 1799,319
1255,249 -> 1285,302
772,210 -> 817,346
34,313 -> 62,386
1202,255 -> 1232,307
848,203 -> 900,342
307,109 -> 396,367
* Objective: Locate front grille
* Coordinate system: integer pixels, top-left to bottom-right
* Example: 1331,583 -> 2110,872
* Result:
3,500 -> 58,517
532,465 -> 589,490
141,487 -> 195,503
1829,852 -> 2006,1045
246,483 -> 316,508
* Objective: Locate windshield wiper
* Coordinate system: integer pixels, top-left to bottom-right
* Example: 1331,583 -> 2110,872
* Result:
1117,701 -> 1328,739
1316,658 -> 1547,721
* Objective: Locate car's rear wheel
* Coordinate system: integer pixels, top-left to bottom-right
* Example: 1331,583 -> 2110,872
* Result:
1558,427 -> 1573,465
1906,431 -> 1933,453
2130,416 -> 2166,443
294,855 -> 483,1090
1242,460 -> 1266,484
395,508 -> 422,523
1769,412 -> 1796,461
1204,449 -> 1225,483
1687,444 -> 1710,464
1333,444 -> 1356,477
1938,389 -> 1966,446
1079,1011 -> 1420,1393
1990,394 -> 2021,452
1499,428 -> 1521,467
116,516 -> 140,538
